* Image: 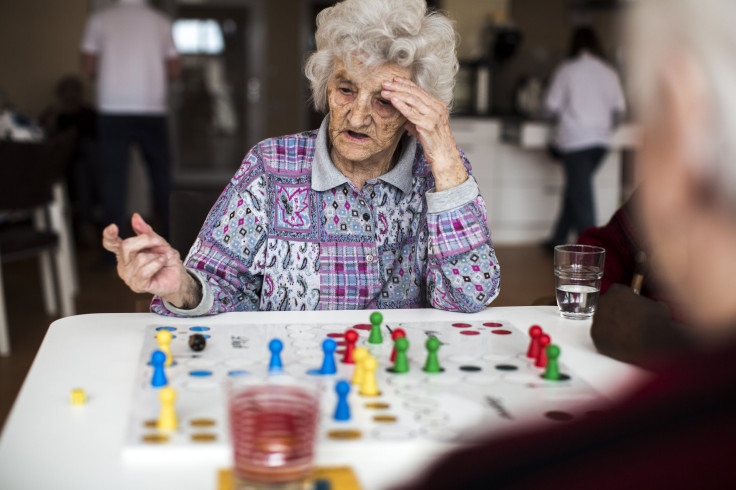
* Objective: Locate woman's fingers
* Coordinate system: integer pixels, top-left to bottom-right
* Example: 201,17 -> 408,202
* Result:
129,254 -> 168,292
118,233 -> 164,266
383,78 -> 443,116
101,214 -> 184,297
102,224 -> 123,254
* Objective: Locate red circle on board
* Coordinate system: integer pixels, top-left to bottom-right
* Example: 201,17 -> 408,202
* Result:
353,324 -> 372,331
483,322 -> 503,327
327,332 -> 344,338
452,323 -> 472,328
460,330 -> 480,336
492,330 -> 512,335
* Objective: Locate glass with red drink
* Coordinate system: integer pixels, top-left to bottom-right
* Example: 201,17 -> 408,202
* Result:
228,377 -> 320,488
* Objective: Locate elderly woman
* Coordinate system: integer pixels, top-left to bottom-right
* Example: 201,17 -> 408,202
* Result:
103,0 -> 500,315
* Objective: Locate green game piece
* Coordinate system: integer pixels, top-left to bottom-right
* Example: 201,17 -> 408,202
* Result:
543,344 -> 561,381
393,337 -> 409,373
369,311 -> 383,325
368,311 -> 383,344
423,336 -> 441,373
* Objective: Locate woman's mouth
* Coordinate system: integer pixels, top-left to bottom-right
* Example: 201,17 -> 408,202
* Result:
345,130 -> 370,141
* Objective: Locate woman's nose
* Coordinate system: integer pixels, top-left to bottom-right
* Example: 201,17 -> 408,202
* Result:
347,98 -> 372,127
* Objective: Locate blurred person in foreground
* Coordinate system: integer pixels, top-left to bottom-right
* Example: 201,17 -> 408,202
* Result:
397,0 -> 736,488
102,0 -> 500,315
81,0 -> 180,250
578,191 -> 694,367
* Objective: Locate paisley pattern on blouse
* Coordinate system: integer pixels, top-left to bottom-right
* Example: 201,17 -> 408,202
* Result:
152,127 -> 500,315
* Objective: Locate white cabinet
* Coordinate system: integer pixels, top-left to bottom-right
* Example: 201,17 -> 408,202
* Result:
451,117 -> 626,245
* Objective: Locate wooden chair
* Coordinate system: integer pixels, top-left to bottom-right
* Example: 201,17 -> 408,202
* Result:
0,130 -> 77,356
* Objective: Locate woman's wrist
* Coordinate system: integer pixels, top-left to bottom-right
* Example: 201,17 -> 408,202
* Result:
163,270 -> 203,310
431,151 -> 467,192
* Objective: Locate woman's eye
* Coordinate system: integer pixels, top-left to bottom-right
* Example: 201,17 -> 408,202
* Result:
377,98 -> 391,106
339,87 -> 352,95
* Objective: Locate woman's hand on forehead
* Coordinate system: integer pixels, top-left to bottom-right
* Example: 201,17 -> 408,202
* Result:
382,77 -> 467,191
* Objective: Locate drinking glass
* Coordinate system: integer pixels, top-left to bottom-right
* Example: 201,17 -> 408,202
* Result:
554,244 -> 605,320
228,376 -> 320,489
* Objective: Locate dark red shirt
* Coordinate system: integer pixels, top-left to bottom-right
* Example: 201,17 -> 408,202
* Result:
395,342 -> 736,489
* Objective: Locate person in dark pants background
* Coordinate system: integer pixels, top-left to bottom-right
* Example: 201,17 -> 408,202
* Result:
544,27 -> 626,248
80,0 -> 180,261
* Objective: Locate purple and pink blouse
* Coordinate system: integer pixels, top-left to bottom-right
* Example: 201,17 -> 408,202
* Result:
152,118 -> 500,316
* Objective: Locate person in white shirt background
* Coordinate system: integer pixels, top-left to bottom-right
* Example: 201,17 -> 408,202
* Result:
80,0 -> 180,262
544,27 -> 626,248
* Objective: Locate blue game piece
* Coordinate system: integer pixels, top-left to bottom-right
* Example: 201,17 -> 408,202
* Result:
334,380 -> 351,421
150,350 -> 167,387
319,338 -> 338,375
269,339 -> 284,372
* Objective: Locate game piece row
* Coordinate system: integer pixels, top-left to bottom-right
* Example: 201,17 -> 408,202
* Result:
527,325 -> 563,381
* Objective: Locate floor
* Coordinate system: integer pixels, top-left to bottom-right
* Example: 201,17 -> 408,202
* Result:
0,244 -> 553,432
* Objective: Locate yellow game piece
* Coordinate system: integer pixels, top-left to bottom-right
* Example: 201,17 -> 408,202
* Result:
156,330 -> 173,367
359,356 -> 380,397
157,386 -> 178,431
70,388 -> 87,405
351,347 -> 369,385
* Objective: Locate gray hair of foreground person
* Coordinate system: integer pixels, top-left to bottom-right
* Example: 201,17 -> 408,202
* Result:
626,0 -> 736,332
628,0 -> 736,202
305,0 -> 459,113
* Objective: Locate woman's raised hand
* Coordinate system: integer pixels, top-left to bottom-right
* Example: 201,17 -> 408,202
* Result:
382,77 -> 467,191
102,213 -> 199,308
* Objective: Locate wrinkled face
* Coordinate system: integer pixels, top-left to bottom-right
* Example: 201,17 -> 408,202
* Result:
327,58 -> 411,167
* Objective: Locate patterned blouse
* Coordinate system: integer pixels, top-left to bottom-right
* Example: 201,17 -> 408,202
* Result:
152,118 -> 500,316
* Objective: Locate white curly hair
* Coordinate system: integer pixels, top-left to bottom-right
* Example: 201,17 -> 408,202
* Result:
304,0 -> 459,113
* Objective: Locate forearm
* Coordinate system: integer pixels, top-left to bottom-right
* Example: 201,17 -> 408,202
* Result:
430,148 -> 468,192
425,187 -> 501,312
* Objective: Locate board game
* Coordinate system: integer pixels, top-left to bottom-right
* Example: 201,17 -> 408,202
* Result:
123,317 -> 608,465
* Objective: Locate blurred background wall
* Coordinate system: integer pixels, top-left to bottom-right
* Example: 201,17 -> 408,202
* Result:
0,0 -> 623,194
0,0 -> 88,116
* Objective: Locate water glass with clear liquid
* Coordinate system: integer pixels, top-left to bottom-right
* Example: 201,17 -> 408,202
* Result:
554,245 -> 605,320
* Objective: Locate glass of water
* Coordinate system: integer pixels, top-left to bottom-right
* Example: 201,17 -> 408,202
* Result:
554,244 -> 605,320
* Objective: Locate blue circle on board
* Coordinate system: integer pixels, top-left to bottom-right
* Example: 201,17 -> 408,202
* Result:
202,334 -> 210,339
156,326 -> 177,331
189,370 -> 213,377
190,326 -> 211,332
228,370 -> 249,377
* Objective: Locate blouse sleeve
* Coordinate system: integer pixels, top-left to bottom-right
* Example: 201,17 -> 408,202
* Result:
424,150 -> 501,312
151,145 -> 270,316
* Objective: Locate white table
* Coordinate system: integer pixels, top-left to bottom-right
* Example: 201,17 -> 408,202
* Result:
0,307 -> 646,490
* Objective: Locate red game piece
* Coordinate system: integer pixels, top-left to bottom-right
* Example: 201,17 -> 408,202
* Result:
342,329 -> 358,364
527,325 -> 543,358
535,333 -> 551,367
390,328 -> 407,362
